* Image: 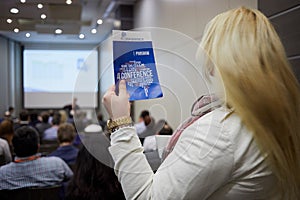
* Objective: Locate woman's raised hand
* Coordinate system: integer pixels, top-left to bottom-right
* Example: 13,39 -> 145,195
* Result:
102,80 -> 130,120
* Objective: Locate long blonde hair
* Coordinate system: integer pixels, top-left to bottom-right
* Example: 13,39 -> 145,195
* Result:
199,7 -> 300,199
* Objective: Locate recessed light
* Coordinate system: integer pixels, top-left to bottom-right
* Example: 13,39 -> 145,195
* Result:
41,14 -> 47,19
14,28 -> 19,33
66,0 -> 72,5
25,33 -> 30,38
97,19 -> 103,25
6,19 -> 12,24
55,28 -> 63,34
37,4 -> 43,9
79,34 -> 85,39
10,8 -> 19,14
20,0 -> 26,3
91,28 -> 97,34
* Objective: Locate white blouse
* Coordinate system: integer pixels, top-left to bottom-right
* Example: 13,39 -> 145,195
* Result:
109,107 -> 278,199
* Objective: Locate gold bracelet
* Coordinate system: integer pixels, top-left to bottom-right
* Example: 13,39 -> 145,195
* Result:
107,116 -> 132,134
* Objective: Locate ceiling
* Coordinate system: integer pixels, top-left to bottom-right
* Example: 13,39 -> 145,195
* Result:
0,0 -> 136,44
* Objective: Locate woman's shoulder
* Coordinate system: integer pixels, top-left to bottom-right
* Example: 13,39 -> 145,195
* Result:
198,106 -> 244,132
193,106 -> 253,150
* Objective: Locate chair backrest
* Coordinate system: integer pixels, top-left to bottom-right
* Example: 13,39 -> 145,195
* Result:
39,141 -> 59,156
0,185 -> 61,200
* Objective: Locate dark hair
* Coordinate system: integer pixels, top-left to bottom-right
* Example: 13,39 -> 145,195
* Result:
57,123 -> 75,143
140,110 -> 152,126
140,110 -> 150,119
12,126 -> 39,157
40,112 -> 50,123
159,122 -> 173,135
19,110 -> 29,121
30,111 -> 38,122
8,106 -> 14,112
49,110 -> 54,117
51,113 -> 61,125
97,112 -> 103,121
66,147 -> 125,200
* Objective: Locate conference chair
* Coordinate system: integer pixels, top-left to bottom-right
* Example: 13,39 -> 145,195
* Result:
0,185 -> 61,200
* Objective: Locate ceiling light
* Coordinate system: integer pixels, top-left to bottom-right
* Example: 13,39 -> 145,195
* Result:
37,4 -> 43,9
66,0 -> 72,4
97,19 -> 103,25
10,8 -> 19,14
6,19 -> 12,24
20,0 -> 26,3
25,33 -> 30,38
14,28 -> 19,33
55,28 -> 63,34
41,14 -> 47,19
91,28 -> 97,34
79,34 -> 85,39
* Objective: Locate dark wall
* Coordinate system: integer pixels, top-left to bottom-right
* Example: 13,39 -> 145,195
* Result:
258,0 -> 300,81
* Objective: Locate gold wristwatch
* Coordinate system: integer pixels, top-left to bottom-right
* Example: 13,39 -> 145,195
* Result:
107,116 -> 133,134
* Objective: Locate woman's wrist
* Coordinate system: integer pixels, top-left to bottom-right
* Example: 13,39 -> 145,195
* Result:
107,116 -> 133,134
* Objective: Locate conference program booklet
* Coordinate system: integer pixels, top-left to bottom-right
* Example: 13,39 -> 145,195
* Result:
112,30 -> 163,101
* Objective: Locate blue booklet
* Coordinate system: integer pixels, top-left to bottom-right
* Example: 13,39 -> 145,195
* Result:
112,30 -> 163,101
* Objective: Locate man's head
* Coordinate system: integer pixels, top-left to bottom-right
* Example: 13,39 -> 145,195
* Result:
30,111 -> 38,122
19,110 -> 29,121
52,113 -> 61,126
139,110 -> 151,126
57,123 -> 75,144
12,126 -> 39,157
8,106 -> 14,113
40,112 -> 50,123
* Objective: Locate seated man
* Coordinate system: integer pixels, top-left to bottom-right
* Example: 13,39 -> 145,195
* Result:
0,126 -> 73,190
43,114 -> 60,141
49,124 -> 79,165
36,111 -> 52,141
135,110 -> 156,144
0,137 -> 11,167
13,110 -> 30,130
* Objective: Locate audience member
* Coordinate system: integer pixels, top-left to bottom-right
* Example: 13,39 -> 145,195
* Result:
49,123 -> 78,165
43,113 -> 61,141
0,126 -> 73,190
135,110 -> 158,144
59,110 -> 68,124
48,109 -> 54,124
7,106 -> 14,118
73,111 -> 90,132
63,98 -> 80,119
97,112 -> 106,131
0,138 -> 11,167
36,111 -> 52,141
102,7 -> 300,199
13,109 -> 30,130
0,119 -> 14,154
66,146 -> 125,200
29,111 -> 40,127
2,106 -> 16,123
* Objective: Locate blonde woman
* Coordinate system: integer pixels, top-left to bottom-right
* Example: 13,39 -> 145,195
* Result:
103,7 -> 300,199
